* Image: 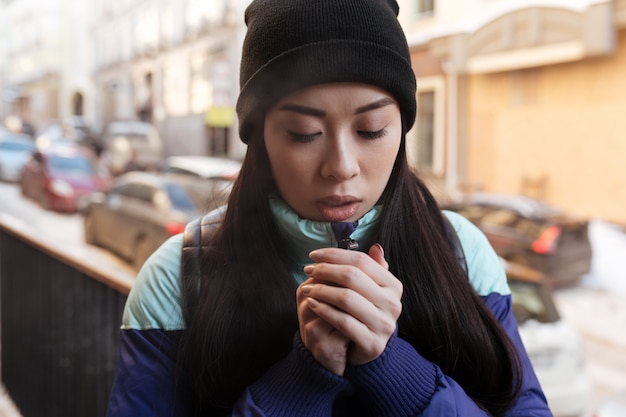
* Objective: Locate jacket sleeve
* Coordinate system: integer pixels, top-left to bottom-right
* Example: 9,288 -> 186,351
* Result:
106,328 -> 196,417
342,293 -> 552,416
231,333 -> 355,417
106,235 -> 197,417
336,212 -> 553,416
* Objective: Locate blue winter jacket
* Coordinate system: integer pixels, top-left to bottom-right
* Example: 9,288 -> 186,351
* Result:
106,198 -> 553,416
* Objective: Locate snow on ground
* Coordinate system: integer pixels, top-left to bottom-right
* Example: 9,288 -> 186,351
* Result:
553,219 -> 626,412
581,220 -> 626,294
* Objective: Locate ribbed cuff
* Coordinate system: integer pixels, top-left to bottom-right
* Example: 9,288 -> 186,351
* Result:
344,334 -> 437,416
249,332 -> 354,417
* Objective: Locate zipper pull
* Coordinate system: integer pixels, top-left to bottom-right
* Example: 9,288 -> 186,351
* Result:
331,221 -> 359,250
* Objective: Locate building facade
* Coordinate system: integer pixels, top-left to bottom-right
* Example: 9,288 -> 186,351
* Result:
90,0 -> 248,159
3,0 -> 626,223
399,0 -> 626,224
0,0 -> 94,133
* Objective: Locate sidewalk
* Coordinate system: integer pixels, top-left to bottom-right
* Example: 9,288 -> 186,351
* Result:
0,384 -> 21,417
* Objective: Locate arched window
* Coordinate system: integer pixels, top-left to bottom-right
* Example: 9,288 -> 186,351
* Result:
72,92 -> 84,116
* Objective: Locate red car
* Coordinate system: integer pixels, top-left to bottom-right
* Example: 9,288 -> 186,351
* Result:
20,143 -> 111,212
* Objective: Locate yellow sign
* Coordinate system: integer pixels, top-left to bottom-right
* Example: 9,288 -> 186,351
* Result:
206,106 -> 235,127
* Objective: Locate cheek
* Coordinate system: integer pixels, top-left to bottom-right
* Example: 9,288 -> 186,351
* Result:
366,138 -> 401,187
373,133 -> 401,165
369,153 -> 396,186
267,148 -> 311,191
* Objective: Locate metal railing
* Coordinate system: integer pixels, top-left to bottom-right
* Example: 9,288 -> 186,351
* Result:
0,213 -> 134,417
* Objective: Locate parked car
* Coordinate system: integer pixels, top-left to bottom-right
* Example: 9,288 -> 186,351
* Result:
3,115 -> 35,137
0,132 -> 36,182
99,120 -> 164,175
35,117 -> 96,152
19,143 -> 111,212
159,155 -> 242,180
593,389 -> 626,417
158,155 -> 241,211
504,259 -> 593,417
443,192 -> 592,287
81,171 -> 229,270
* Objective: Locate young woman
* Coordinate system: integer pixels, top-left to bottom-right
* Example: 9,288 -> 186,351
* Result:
106,0 -> 553,416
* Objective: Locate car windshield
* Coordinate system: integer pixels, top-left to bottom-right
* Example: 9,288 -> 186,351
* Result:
48,155 -> 95,174
107,123 -> 159,142
0,141 -> 34,152
509,280 -> 560,324
164,182 -> 197,211
109,122 -> 151,134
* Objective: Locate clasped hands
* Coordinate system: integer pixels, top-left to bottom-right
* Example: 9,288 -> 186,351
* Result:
296,243 -> 403,376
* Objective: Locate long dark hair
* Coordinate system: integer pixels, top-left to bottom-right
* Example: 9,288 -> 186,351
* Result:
179,131 -> 522,416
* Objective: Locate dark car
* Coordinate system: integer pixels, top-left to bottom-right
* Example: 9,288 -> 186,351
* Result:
99,120 -> 164,175
81,171 -> 229,270
443,192 -> 592,287
19,143 -> 111,212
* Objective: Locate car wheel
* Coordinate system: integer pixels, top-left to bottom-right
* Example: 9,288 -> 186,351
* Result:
83,214 -> 98,246
133,237 -> 154,271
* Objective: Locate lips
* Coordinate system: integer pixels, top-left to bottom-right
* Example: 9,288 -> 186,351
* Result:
315,195 -> 361,222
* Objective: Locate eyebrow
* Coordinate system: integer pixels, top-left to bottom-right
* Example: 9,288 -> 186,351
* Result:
278,97 -> 395,117
355,97 -> 395,114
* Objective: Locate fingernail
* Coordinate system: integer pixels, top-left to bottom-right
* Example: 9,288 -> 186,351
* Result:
309,249 -> 323,260
303,264 -> 314,275
307,297 -> 319,308
301,284 -> 312,295
375,243 -> 384,257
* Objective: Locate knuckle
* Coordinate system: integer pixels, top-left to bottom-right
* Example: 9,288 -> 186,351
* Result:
361,339 -> 383,358
392,279 -> 403,294
333,313 -> 352,333
381,319 -> 396,336
338,266 -> 360,287
336,289 -> 355,308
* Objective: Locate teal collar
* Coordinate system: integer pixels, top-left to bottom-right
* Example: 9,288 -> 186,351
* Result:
269,196 -> 382,284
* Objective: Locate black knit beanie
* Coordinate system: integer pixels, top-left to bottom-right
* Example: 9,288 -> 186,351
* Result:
236,0 -> 417,144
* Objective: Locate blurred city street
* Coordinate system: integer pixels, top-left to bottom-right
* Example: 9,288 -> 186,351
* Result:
2,0 -> 626,415
554,220 -> 626,412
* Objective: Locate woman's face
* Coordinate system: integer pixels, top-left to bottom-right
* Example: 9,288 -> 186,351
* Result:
264,83 -> 402,222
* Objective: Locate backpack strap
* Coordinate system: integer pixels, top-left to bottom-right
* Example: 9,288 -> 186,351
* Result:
181,207 -> 226,319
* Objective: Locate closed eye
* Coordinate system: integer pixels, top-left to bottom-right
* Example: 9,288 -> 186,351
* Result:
358,128 -> 387,140
287,130 -> 321,143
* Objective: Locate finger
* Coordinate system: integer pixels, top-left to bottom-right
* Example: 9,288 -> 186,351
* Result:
308,248 -> 397,288
301,315 -> 349,375
307,296 -> 391,358
297,279 -> 322,323
306,262 -> 402,310
368,243 -> 388,270
305,285 -> 398,335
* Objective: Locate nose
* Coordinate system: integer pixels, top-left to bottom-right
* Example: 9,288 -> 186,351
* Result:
320,134 -> 360,181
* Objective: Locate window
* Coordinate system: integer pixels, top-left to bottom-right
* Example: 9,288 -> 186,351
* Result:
417,91 -> 435,170
406,76 -> 445,175
417,0 -> 434,14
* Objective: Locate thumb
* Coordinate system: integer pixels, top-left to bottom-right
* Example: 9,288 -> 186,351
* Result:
368,243 -> 388,270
